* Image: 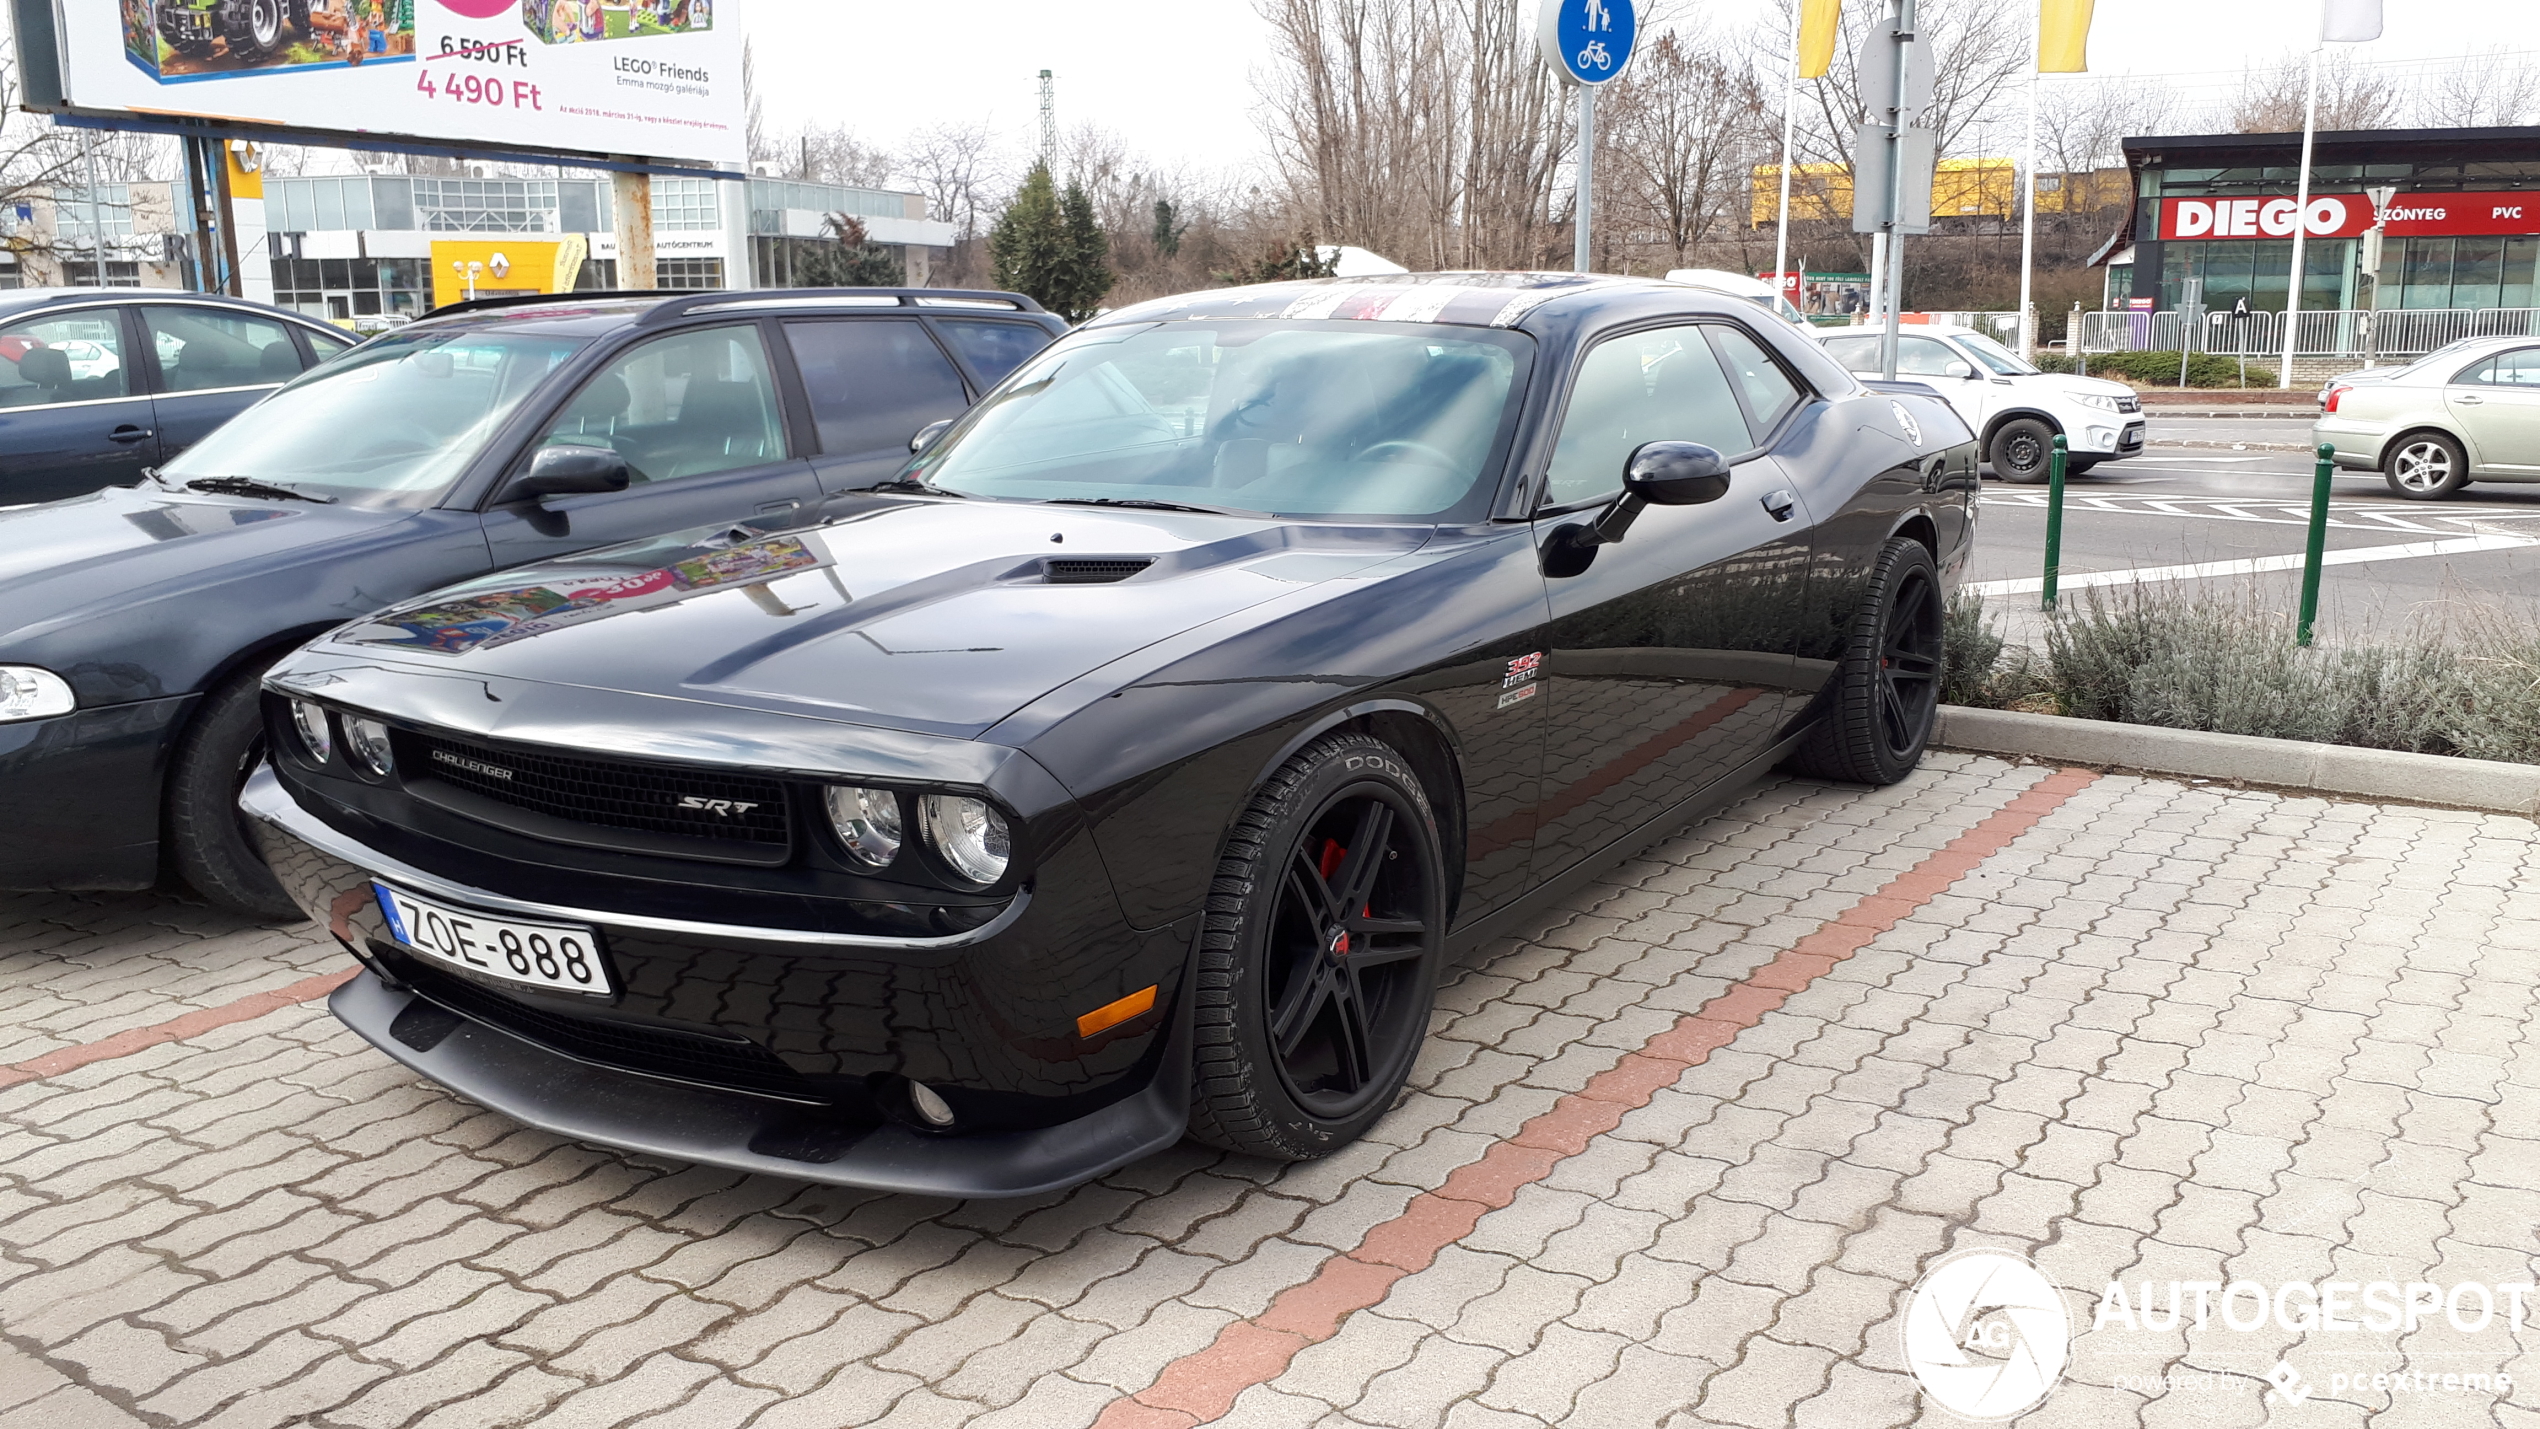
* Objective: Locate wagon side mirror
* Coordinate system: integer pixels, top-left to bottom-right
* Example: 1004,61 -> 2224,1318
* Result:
1541,442 -> 1733,579
503,444 -> 631,503
1943,360 -> 1976,379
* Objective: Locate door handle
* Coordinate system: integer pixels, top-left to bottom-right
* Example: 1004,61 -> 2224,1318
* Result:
108,425 -> 154,444
1761,489 -> 1797,522
2458,394 -> 2485,405
755,499 -> 801,516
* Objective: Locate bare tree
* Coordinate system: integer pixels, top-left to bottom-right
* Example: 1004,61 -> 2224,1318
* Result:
2227,51 -> 2400,133
900,122 -> 1008,285
1595,30 -> 1767,272
760,121 -> 894,188
742,39 -> 767,172
2413,47 -> 2540,128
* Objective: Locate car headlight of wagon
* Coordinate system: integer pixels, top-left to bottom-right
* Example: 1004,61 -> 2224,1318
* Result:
921,794 -> 1011,885
2071,392 -> 2122,413
825,785 -> 904,868
0,666 -> 74,722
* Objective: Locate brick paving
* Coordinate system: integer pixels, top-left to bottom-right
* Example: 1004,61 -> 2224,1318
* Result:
4,752 -> 2537,1428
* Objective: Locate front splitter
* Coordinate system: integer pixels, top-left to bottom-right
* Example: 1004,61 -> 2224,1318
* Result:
329,970 -> 1189,1199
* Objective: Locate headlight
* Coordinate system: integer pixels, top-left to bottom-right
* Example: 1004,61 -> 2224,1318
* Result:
825,785 -> 903,867
344,717 -> 395,777
921,794 -> 1010,884
0,666 -> 74,722
2071,392 -> 2121,413
290,700 -> 333,763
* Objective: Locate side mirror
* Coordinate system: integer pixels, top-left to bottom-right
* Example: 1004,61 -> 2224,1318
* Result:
504,444 -> 631,503
1943,360 -> 1976,379
909,419 -> 954,455
1542,441 -> 1736,578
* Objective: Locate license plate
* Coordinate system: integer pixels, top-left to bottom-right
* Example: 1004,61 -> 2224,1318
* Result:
372,882 -> 612,995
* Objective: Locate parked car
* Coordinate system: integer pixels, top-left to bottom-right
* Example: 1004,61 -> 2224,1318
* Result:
245,271 -> 1979,1197
1665,268 -> 1808,327
0,286 -> 1063,916
2316,335 -> 2540,499
1813,323 -> 2144,482
0,288 -> 359,505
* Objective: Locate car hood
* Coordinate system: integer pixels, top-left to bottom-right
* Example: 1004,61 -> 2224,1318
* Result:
2036,373 -> 2136,402
0,482 -> 390,643
320,497 -> 1430,739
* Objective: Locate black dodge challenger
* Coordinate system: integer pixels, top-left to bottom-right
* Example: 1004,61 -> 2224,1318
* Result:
246,273 -> 1979,1197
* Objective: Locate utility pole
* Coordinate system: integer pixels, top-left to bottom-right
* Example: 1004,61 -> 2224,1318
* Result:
1038,70 -> 1056,173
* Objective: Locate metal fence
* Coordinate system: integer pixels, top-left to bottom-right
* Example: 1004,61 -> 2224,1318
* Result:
2075,307 -> 2540,360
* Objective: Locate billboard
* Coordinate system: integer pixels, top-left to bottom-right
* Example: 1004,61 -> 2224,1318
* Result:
43,0 -> 741,167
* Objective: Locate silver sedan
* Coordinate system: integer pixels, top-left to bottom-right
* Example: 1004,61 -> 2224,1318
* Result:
2315,335 -> 2540,500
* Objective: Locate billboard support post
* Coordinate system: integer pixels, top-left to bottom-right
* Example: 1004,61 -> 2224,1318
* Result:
614,171 -> 657,291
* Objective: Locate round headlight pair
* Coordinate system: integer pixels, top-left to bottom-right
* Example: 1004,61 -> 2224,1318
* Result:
825,784 -> 1010,884
290,700 -> 393,777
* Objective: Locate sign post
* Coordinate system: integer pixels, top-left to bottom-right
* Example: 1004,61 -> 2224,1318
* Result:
1538,0 -> 1638,273
1852,0 -> 1934,380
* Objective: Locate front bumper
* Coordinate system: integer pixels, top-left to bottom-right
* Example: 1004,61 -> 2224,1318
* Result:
242,765 -> 1197,1195
2072,418 -> 2144,458
0,694 -> 191,891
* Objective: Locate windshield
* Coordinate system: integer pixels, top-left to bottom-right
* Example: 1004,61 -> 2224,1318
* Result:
158,328 -> 587,507
1955,332 -> 2039,377
908,320 -> 1530,521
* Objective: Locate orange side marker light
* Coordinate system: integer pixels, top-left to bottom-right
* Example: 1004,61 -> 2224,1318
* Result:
1077,984 -> 1157,1039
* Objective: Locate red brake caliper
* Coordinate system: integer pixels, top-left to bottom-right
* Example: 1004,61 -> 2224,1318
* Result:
1317,840 -> 1352,954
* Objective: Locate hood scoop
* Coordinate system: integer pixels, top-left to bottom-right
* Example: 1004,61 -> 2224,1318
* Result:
1042,557 -> 1154,585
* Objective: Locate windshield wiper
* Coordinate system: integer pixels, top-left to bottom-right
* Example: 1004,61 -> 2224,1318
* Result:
866,476 -> 963,496
1043,496 -> 1257,518
182,476 -> 336,504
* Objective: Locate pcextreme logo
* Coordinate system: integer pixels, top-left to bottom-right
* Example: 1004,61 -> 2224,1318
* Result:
1903,1249 -> 2070,1419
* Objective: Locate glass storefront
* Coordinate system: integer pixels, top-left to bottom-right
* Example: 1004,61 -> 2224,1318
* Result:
270,257 -> 431,321
2378,236 -> 2540,310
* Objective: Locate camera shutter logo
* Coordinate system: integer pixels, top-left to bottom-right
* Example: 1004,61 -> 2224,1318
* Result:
1903,1249 -> 2070,1419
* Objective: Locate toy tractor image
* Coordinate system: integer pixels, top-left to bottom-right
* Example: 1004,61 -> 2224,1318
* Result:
154,0 -> 309,63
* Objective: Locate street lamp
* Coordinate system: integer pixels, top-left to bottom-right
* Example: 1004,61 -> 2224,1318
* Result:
450,259 -> 484,301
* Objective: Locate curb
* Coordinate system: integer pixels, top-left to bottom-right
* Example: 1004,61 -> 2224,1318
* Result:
1934,706 -> 2540,818
2146,440 -> 2311,452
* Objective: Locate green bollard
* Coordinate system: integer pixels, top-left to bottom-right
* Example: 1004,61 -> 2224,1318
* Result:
2298,441 -> 2334,647
2041,433 -> 2069,612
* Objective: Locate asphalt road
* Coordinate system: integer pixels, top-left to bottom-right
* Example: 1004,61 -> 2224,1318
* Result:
1966,421 -> 2540,647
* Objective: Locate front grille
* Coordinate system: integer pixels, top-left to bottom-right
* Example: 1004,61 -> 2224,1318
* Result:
1044,558 -> 1153,584
391,953 -> 824,1102
409,732 -> 791,849
2114,395 -> 2142,414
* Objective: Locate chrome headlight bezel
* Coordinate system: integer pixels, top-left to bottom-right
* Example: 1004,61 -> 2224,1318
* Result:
0,666 -> 74,723
289,699 -> 335,764
825,784 -> 905,868
919,793 -> 1012,887
343,716 -> 395,778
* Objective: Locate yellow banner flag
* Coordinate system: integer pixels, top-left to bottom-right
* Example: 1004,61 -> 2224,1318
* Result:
2039,0 -> 2095,72
1798,0 -> 1842,79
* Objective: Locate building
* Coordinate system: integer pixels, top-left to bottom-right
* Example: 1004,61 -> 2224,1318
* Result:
1,170 -> 955,322
2100,125 -> 2540,314
1750,159 -> 2128,228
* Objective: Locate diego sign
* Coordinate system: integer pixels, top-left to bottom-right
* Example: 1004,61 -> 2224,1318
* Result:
39,0 -> 742,167
2161,192 -> 2540,241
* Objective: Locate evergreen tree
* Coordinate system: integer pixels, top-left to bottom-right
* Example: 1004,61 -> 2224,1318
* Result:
794,214 -> 903,287
989,162 -> 1114,323
1151,199 -> 1184,258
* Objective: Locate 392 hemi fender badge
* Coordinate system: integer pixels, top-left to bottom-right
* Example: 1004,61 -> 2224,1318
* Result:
1498,651 -> 1543,709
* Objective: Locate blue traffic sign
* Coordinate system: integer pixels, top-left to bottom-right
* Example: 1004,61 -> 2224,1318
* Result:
1536,0 -> 1637,86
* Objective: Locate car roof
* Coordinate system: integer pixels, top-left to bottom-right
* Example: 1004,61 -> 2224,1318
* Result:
1812,323 -> 1983,341
1088,271 -> 1720,333
0,287 -> 338,325
401,287 -> 1057,340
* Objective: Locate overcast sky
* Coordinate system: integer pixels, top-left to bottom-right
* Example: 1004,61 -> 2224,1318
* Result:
741,0 -> 2525,177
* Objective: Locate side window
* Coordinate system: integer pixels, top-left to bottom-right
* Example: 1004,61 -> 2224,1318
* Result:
0,311 -> 130,408
535,324 -> 786,484
1707,325 -> 1804,438
1894,336 -> 1964,378
2498,349 -> 2540,387
781,319 -> 971,458
303,327 -> 356,365
143,306 -> 303,392
933,319 -> 1055,387
1820,335 -> 1880,374
1542,325 -> 1751,508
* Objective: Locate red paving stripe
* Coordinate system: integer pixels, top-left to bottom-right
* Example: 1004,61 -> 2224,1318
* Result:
0,967 -> 357,1091
1094,765 -> 2101,1429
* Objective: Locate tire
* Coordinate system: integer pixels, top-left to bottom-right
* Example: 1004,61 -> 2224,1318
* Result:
1186,733 -> 1446,1161
2384,431 -> 2468,500
221,0 -> 283,59
166,667 -> 302,921
1783,539 -> 1944,787
1987,417 -> 2057,484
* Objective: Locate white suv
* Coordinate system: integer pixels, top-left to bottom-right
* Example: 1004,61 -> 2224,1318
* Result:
1813,324 -> 2145,482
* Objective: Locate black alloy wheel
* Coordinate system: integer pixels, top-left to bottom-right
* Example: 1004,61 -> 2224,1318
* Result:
1988,417 -> 2056,484
1785,539 -> 1944,786
1187,733 -> 1445,1160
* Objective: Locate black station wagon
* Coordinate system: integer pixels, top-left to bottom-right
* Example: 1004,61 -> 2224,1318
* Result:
248,272 -> 1980,1196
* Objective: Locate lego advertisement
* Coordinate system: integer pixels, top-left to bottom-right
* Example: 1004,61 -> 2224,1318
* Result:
63,0 -> 741,167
